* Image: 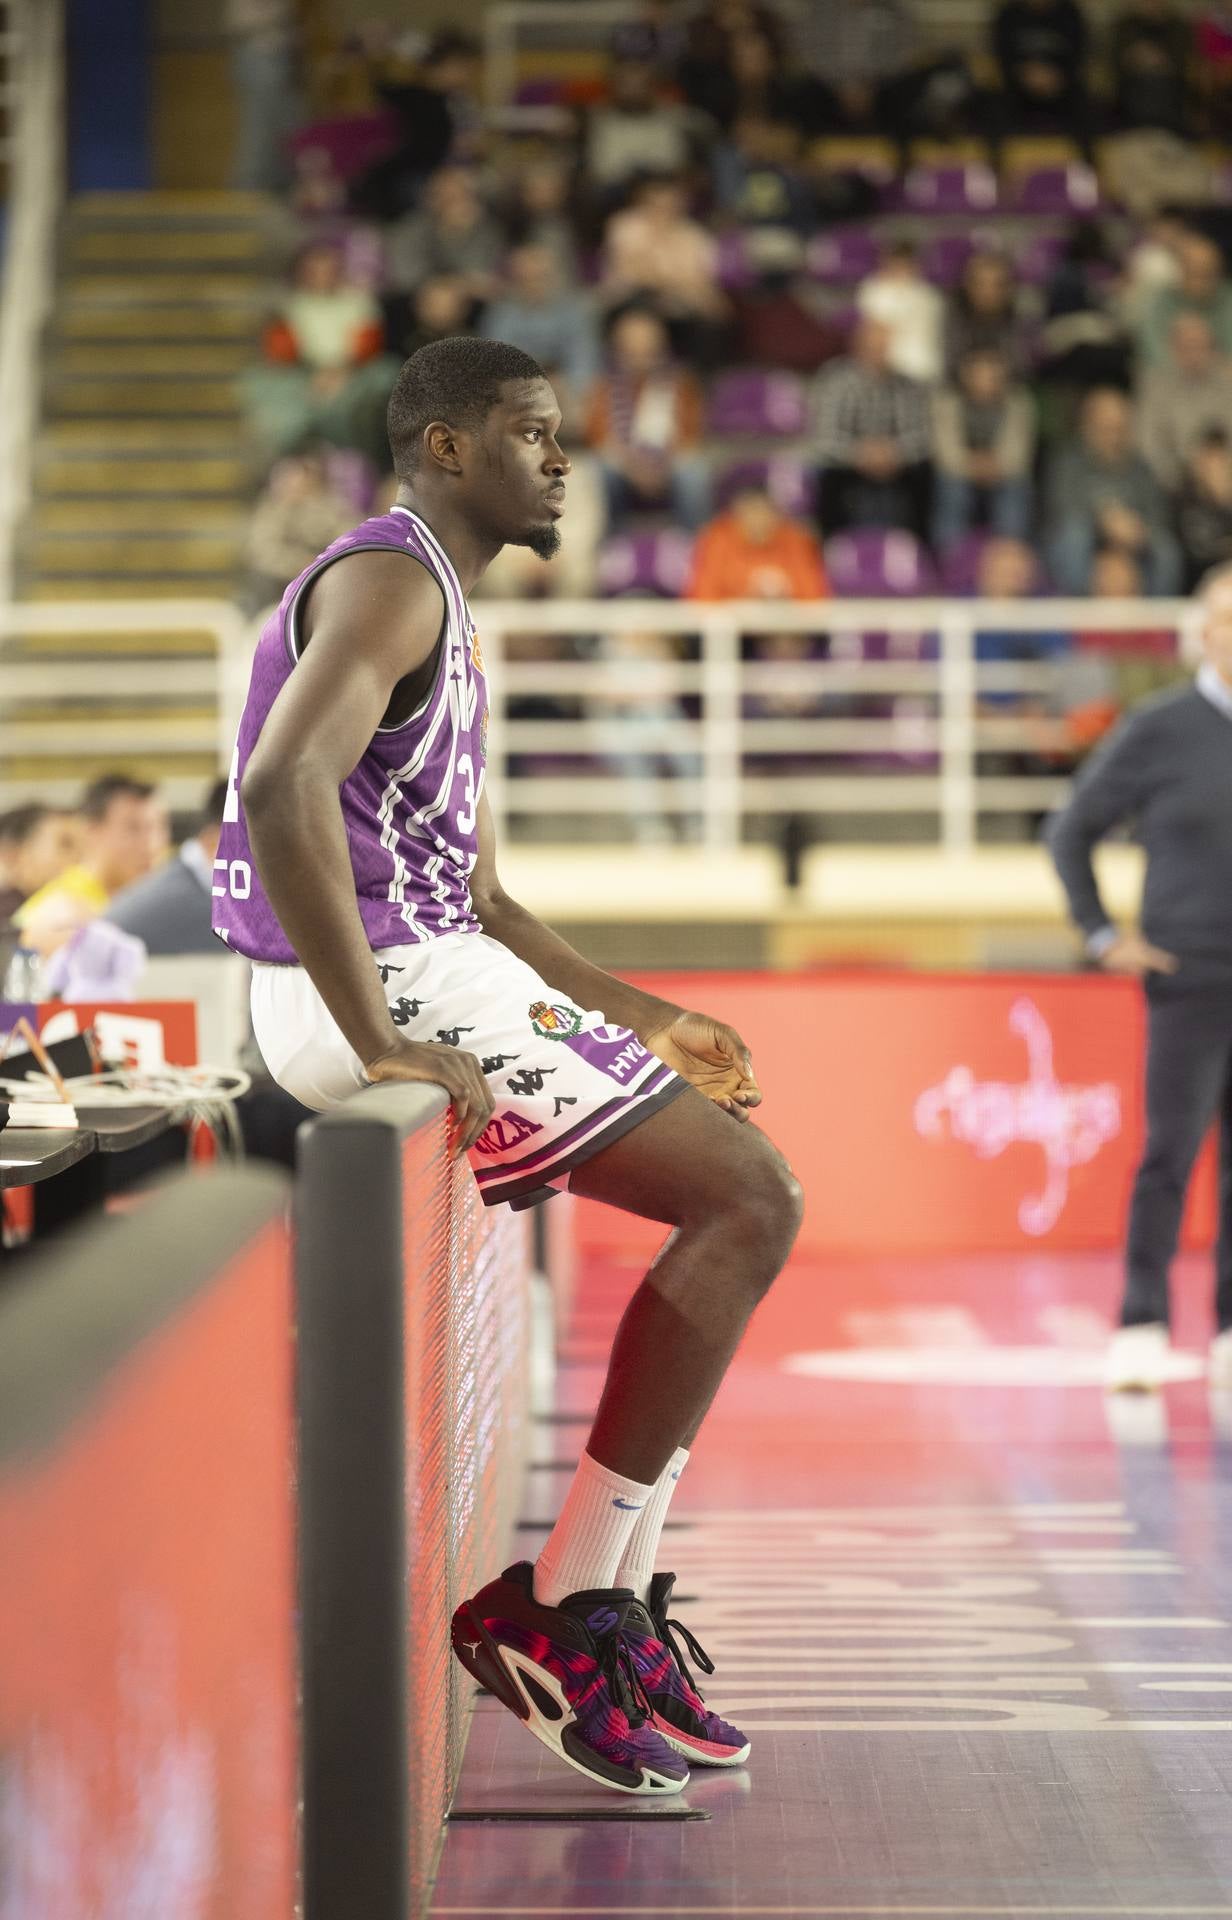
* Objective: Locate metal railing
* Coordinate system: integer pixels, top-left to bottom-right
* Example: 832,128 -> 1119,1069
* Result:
0,0 -> 64,604
472,596 -> 1202,852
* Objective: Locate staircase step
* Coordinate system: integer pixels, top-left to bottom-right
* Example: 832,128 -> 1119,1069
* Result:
6,715 -> 219,754
59,305 -> 261,341
55,340 -> 253,377
63,274 -> 266,304
43,419 -> 244,451
39,454 -> 252,496
33,499 -> 246,534
6,629 -> 221,655
71,189 -> 277,220
26,578 -> 239,601
68,228 -> 268,266
48,377 -> 240,416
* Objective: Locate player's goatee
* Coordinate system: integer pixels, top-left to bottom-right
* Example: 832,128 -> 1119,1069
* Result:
521,524 -> 563,561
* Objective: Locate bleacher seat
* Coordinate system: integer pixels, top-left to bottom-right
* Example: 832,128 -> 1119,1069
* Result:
889,165 -> 999,215
597,530 -> 694,597
715,456 -> 815,518
806,228 -> 880,286
824,529 -> 936,597
707,370 -> 808,439
1011,165 -> 1101,215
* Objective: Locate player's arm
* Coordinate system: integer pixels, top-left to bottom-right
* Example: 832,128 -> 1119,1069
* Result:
240,552 -> 495,1148
470,794 -> 762,1118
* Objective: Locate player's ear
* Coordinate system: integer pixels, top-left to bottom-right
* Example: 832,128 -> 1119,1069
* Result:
424,421 -> 463,475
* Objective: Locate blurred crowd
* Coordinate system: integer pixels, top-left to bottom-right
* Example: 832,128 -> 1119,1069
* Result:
220,0 -> 1232,819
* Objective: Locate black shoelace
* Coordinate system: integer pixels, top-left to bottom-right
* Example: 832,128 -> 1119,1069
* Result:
657,1612 -> 716,1702
596,1627 -> 653,1728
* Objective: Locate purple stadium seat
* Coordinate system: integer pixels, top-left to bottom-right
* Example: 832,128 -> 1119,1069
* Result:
920,231 -> 976,287
1012,165 -> 1101,215
288,112 -> 400,184
514,78 -> 566,106
598,531 -> 695,597
806,227 -> 880,286
707,370 -> 808,438
1016,228 -> 1067,285
938,533 -> 992,596
890,164 -> 999,214
716,230 -> 757,292
716,456 -> 816,517
824,529 -> 936,597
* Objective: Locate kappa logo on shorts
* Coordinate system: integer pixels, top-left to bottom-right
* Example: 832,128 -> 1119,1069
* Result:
436,1025 -> 475,1047
506,1065 -> 557,1096
481,1052 -> 520,1074
390,996 -> 425,1025
377,962 -> 405,985
553,1095 -> 578,1117
528,999 -> 583,1041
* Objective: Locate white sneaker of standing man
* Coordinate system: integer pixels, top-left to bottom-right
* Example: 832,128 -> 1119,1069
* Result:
1105,1323 -> 1172,1392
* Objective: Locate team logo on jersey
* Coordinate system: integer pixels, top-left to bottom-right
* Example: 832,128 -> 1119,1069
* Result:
469,625 -> 485,674
528,999 -> 583,1041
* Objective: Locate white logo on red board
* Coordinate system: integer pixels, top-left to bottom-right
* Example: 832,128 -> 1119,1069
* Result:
913,997 -> 1121,1236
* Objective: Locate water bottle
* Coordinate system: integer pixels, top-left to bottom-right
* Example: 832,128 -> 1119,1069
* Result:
2,946 -> 45,1002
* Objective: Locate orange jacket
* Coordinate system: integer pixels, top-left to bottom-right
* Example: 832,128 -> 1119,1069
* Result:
687,512 -> 830,601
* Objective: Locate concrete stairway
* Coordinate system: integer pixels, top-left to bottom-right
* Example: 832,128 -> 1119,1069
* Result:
3,191 -> 278,809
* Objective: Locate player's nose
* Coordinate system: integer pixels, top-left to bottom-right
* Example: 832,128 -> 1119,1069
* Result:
544,439 -> 571,477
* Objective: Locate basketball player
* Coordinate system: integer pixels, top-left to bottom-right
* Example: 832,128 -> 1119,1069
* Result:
213,338 -> 803,1796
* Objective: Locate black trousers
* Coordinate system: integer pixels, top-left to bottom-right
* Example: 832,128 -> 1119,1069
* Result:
816,461 -> 933,547
1123,977 -> 1232,1331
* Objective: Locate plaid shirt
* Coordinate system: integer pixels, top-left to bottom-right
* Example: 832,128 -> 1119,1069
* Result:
813,358 -> 933,464
793,0 -> 920,86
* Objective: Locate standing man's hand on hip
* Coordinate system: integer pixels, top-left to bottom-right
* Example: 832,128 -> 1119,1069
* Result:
1099,930 -> 1179,977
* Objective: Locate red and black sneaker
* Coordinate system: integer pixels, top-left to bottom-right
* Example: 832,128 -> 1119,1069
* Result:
622,1571 -> 751,1768
451,1561 -> 690,1795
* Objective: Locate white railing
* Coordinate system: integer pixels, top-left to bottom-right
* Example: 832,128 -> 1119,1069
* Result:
2,594 -> 1202,849
0,0 -> 64,604
470,597 -> 1203,852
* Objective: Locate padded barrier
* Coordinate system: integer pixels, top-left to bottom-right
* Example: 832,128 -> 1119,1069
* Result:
296,1083 -> 531,1920
0,1165 -> 297,1920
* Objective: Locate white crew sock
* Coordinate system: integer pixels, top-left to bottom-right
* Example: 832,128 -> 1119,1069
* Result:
534,1451 -> 655,1608
615,1447 -> 689,1604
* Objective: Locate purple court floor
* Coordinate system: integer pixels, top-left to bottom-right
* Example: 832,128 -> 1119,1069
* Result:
429,1248 -> 1232,1918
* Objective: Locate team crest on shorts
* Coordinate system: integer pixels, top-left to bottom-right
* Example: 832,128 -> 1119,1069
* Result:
529,999 -> 582,1040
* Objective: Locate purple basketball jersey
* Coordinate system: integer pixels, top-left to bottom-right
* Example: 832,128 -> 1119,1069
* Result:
211,506 -> 488,964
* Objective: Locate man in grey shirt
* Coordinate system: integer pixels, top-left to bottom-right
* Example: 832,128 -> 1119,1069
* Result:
1047,568 -> 1232,1389
106,777 -> 227,955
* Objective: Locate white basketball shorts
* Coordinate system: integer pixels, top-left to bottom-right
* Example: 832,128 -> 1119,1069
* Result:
250,930 -> 687,1209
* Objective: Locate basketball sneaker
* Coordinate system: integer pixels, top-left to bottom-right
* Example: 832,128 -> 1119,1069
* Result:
451,1561 -> 690,1795
622,1572 -> 750,1767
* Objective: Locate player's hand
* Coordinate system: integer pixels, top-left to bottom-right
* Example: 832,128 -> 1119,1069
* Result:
363,1039 -> 496,1154
642,1011 -> 762,1122
1099,931 -> 1179,978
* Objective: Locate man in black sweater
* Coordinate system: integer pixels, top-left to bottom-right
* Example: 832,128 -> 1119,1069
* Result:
1047,567 -> 1232,1390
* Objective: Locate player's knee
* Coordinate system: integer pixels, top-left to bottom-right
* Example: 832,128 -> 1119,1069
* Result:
722,1144 -> 803,1280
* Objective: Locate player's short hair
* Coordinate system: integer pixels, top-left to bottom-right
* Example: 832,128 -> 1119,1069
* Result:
0,802 -> 50,848
387,337 -> 547,480
79,773 -> 156,822
200,776 -> 230,832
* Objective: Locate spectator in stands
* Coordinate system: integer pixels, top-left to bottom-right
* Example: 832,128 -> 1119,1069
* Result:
600,175 -> 730,365
944,250 -> 1031,376
688,483 -> 830,600
1044,386 -> 1182,594
350,31 -> 483,221
244,242 -> 391,464
0,805 -> 78,926
227,0 -> 299,192
480,245 -> 601,403
1110,0 -> 1194,134
502,157 -> 581,283
1136,311 -> 1232,494
933,347 -> 1035,548
241,452 -> 356,613
856,240 -> 945,385
676,3 -> 788,128
14,776 -> 168,945
611,0 -> 687,70
381,275 -> 472,362
729,270 -> 845,373
813,316 -> 934,544
689,23 -> 829,138
991,0 -> 1091,140
1196,4 -> 1232,137
585,305 -> 712,531
584,57 -> 709,201
792,0 -> 922,136
1135,227 -> 1232,365
385,165 -> 504,311
1037,221 -> 1134,398
1176,428 -> 1232,587
105,779 -> 229,957
712,115 -> 817,243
